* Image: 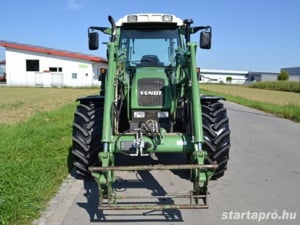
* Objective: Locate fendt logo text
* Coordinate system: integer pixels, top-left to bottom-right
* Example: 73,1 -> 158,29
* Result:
140,91 -> 162,96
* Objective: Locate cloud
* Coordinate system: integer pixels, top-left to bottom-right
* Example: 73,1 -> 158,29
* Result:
67,0 -> 83,11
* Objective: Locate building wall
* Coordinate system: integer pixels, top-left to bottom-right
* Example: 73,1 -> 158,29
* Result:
5,48 -> 106,87
288,75 -> 300,81
281,67 -> 300,81
261,74 -> 277,81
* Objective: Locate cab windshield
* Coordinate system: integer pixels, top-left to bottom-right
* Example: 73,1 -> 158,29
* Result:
119,29 -> 180,67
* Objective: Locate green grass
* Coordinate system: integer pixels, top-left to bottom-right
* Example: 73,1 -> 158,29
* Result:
0,87 -> 97,225
0,104 -> 76,225
249,81 -> 300,93
201,84 -> 300,122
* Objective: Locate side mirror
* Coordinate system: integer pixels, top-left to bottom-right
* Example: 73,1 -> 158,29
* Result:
200,31 -> 211,49
88,32 -> 99,50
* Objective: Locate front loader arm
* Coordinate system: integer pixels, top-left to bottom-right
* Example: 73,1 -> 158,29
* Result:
187,42 -> 204,147
101,42 -> 117,145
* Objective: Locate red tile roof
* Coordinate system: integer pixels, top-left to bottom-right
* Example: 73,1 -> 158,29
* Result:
0,41 -> 107,63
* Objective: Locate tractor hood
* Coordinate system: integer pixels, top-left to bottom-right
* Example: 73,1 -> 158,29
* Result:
131,67 -> 171,109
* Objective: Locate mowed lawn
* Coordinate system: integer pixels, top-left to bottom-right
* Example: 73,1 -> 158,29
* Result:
0,87 -> 98,124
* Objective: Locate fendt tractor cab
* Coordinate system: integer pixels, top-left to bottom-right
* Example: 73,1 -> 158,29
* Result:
72,13 -> 230,210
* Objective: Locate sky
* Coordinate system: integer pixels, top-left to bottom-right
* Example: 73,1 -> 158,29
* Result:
1,0 -> 300,72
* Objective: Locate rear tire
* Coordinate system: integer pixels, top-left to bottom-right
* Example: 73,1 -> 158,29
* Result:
201,97 -> 230,179
72,98 -> 103,176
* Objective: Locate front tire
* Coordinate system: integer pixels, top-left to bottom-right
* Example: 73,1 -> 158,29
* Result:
72,97 -> 103,176
201,97 -> 230,180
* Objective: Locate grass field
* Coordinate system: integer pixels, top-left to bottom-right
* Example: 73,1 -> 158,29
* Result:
201,84 -> 300,106
0,85 -> 299,224
0,87 -> 98,124
201,84 -> 300,122
249,81 -> 300,93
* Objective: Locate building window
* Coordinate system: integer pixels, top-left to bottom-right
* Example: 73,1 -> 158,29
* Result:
49,67 -> 63,72
49,67 -> 57,72
26,60 -> 39,72
72,73 -> 77,79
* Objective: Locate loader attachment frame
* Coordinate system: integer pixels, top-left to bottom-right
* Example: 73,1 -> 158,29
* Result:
89,151 -> 217,210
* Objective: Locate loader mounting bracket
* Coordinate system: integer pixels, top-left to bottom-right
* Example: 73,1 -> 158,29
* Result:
89,161 -> 217,210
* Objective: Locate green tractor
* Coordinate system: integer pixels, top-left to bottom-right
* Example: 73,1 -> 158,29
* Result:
72,13 -> 230,209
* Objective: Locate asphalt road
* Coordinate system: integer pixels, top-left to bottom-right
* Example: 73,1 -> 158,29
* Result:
34,101 -> 300,225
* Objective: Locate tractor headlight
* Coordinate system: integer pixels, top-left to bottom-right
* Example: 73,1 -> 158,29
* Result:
157,111 -> 169,118
127,15 -> 138,22
162,15 -> 173,22
133,111 -> 145,118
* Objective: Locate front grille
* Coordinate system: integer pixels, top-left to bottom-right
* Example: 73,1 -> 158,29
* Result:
131,110 -> 171,131
138,78 -> 164,106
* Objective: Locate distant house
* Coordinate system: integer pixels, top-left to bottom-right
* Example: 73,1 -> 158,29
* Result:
0,41 -> 107,87
199,69 -> 249,84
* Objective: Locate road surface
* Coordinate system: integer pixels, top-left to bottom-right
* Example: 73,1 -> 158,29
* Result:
34,102 -> 300,225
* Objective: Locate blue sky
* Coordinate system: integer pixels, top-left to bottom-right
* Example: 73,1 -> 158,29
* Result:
1,0 -> 299,72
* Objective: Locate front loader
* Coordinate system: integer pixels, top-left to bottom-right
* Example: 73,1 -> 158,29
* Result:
72,13 -> 230,210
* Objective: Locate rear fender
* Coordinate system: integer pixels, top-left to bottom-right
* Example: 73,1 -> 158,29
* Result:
200,95 -> 225,103
76,95 -> 105,102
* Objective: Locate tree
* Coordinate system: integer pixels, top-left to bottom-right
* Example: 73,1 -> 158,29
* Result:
277,71 -> 289,81
226,76 -> 232,83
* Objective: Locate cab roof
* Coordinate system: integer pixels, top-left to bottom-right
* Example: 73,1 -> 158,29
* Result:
116,13 -> 183,26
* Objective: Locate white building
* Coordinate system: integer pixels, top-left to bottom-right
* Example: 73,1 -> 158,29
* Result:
0,41 -> 107,87
199,69 -> 249,84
